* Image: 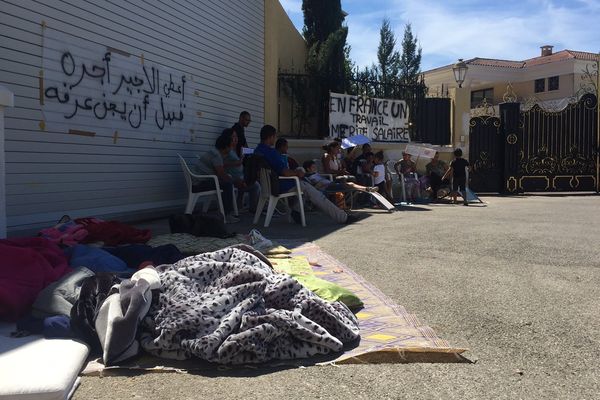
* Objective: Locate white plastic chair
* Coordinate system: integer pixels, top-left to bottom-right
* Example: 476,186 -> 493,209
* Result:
385,160 -> 401,200
195,154 -> 239,216
177,154 -> 226,222
253,167 -> 306,227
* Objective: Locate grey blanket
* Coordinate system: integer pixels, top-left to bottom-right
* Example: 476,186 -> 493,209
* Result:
139,247 -> 360,364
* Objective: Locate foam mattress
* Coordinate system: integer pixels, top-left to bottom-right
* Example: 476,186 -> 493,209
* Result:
0,323 -> 89,400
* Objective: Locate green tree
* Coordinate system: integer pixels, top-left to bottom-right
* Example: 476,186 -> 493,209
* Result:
303,0 -> 348,92
376,18 -> 400,97
399,23 -> 422,85
302,0 -> 349,136
302,0 -> 345,47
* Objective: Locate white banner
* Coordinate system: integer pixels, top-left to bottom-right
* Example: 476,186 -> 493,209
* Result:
329,92 -> 410,142
42,28 -> 197,136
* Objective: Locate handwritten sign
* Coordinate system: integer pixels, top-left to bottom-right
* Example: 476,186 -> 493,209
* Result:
329,92 -> 410,142
404,144 -> 437,158
42,29 -> 196,135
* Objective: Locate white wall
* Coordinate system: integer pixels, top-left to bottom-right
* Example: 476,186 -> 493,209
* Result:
0,0 -> 265,234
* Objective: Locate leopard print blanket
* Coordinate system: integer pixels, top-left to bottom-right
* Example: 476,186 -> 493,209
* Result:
139,246 -> 360,364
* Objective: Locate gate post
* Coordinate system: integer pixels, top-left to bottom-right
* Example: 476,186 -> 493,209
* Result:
500,102 -> 521,194
0,85 -> 14,238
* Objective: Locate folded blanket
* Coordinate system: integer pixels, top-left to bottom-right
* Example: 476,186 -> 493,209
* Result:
95,268 -> 161,365
139,247 -> 360,364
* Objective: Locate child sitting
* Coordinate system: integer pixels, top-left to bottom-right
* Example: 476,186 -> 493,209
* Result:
373,151 -> 392,201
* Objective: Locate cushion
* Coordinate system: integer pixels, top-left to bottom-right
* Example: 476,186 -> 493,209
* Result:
0,323 -> 89,400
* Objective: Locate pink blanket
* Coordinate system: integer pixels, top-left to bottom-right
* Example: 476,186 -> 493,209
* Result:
0,238 -> 70,321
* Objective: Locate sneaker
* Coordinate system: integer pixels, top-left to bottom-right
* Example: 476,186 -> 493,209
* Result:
463,202 -> 469,206
345,214 -> 360,224
291,210 -> 302,224
248,229 -> 273,250
224,214 -> 240,224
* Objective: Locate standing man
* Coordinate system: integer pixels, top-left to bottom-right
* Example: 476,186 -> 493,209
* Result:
232,111 -> 251,157
254,125 -> 356,224
442,148 -> 470,206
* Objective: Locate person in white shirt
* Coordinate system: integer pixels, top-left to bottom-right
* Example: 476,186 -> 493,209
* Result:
373,151 -> 392,201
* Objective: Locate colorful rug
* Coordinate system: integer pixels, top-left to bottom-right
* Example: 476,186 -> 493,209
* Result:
280,241 -> 468,364
82,240 -> 467,375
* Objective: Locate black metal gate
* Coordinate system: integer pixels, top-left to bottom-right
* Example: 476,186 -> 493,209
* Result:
517,93 -> 597,192
469,103 -> 504,192
468,93 -> 598,193
418,98 -> 451,145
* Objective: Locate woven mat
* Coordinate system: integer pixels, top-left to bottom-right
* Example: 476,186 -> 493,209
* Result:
82,240 -> 466,375
281,241 -> 468,364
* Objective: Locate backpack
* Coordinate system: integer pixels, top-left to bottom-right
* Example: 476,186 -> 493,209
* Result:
245,154 -> 281,196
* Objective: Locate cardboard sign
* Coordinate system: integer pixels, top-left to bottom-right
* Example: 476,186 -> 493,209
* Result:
404,144 -> 436,158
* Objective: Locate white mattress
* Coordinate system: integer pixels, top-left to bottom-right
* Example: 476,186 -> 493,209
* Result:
0,323 -> 89,400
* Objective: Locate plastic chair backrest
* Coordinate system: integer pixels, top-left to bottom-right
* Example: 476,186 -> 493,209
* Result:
177,154 -> 193,191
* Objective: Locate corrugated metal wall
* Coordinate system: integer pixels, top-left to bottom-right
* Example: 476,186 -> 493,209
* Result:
0,0 -> 265,234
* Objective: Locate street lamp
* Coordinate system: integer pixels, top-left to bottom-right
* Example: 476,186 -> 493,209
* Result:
452,59 -> 468,88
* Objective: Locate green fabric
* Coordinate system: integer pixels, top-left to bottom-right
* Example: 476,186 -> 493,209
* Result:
271,257 -> 363,309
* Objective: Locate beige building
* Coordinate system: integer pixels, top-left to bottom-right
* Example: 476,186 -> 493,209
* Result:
424,46 -> 599,109
422,46 -> 599,157
264,0 -> 308,134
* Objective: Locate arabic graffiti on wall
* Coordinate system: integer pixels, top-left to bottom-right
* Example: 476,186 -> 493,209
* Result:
42,29 -> 195,134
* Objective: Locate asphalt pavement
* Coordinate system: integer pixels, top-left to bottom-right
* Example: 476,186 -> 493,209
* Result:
74,195 -> 600,400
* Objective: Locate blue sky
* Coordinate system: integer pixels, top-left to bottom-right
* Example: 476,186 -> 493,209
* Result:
279,0 -> 600,71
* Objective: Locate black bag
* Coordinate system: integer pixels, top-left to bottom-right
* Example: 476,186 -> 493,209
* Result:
70,273 -> 120,354
244,154 -> 260,187
245,154 -> 280,196
169,213 -> 235,239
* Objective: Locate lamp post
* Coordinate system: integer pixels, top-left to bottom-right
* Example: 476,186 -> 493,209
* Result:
452,59 -> 469,88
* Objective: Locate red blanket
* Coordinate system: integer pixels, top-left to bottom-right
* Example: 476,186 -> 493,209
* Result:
75,218 -> 151,246
0,238 -> 70,321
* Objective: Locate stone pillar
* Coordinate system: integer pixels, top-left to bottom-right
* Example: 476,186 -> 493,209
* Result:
451,86 -> 471,157
0,85 -> 14,238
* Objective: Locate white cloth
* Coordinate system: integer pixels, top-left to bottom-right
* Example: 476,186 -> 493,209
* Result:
294,181 -> 348,223
306,173 -> 332,190
373,164 -> 386,185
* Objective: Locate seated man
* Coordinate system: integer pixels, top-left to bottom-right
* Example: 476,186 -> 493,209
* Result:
221,128 -> 260,213
194,135 -> 241,224
254,125 -> 357,224
394,152 -> 420,201
350,143 -> 372,176
425,152 -> 449,200
275,137 -> 300,170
